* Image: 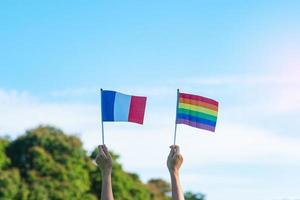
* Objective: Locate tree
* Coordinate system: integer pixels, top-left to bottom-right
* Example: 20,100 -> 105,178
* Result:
147,178 -> 171,200
0,126 -> 205,200
184,191 -> 206,200
0,138 -> 10,169
6,126 -> 94,200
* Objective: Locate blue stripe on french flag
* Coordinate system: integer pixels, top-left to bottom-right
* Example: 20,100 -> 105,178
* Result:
101,90 -> 115,121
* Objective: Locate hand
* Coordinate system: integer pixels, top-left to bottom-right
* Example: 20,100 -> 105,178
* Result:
96,145 -> 113,175
167,145 -> 183,174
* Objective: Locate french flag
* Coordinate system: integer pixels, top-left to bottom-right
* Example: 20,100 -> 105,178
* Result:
101,90 -> 147,124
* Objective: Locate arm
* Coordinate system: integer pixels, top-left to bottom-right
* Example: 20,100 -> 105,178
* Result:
96,145 -> 114,200
167,145 -> 185,200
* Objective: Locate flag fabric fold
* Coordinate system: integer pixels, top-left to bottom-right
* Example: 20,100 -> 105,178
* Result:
101,90 -> 147,124
176,92 -> 219,132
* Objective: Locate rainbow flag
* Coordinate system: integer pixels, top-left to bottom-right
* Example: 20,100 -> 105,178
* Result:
176,92 -> 219,132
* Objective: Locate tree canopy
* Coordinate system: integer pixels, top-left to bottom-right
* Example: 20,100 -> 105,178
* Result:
0,126 -> 204,200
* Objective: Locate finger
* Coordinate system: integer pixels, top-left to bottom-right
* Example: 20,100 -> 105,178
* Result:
97,153 -> 105,162
97,145 -> 102,152
98,145 -> 107,159
103,145 -> 112,160
103,145 -> 109,154
170,145 -> 178,153
172,146 -> 180,159
169,145 -> 176,157
170,145 -> 179,151
175,154 -> 183,160
174,145 -> 180,154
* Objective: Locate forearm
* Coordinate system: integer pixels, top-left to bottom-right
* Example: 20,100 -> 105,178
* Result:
101,172 -> 114,200
170,171 -> 185,200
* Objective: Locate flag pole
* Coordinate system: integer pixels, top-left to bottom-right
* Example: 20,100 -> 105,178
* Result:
173,89 -> 179,145
100,88 -> 105,145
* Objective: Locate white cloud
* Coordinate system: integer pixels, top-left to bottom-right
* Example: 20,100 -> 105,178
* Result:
1,88 -> 300,165
0,76 -> 300,162
1,83 -> 300,200
181,122 -> 300,165
49,87 -> 98,98
180,71 -> 300,118
0,89 -> 99,142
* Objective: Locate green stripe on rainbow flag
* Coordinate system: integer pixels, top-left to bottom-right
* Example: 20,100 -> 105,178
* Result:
177,108 -> 217,122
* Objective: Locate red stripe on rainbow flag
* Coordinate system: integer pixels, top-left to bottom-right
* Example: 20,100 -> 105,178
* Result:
179,97 -> 218,111
179,93 -> 219,106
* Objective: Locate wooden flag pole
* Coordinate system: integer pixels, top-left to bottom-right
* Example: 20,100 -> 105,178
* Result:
173,89 -> 180,145
100,88 -> 105,145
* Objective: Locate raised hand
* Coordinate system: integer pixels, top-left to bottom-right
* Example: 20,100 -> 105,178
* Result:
167,145 -> 185,200
167,145 -> 183,174
96,145 -> 113,175
96,145 -> 114,200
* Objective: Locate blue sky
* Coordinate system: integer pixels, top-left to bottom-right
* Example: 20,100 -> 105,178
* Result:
2,0 -> 299,92
1,1 -> 300,200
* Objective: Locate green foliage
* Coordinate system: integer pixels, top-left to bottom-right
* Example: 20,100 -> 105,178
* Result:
0,138 -> 10,169
185,191 -> 206,200
0,169 -> 21,199
6,126 -> 93,200
0,126 -> 205,200
147,179 -> 171,200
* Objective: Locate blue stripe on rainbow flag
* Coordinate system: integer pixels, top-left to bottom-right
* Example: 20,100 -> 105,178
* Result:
177,113 -> 216,127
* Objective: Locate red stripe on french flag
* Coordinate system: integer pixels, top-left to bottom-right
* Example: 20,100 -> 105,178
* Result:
128,96 -> 147,124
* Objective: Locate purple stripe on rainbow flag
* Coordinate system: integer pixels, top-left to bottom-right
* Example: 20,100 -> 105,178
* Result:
177,119 -> 216,132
